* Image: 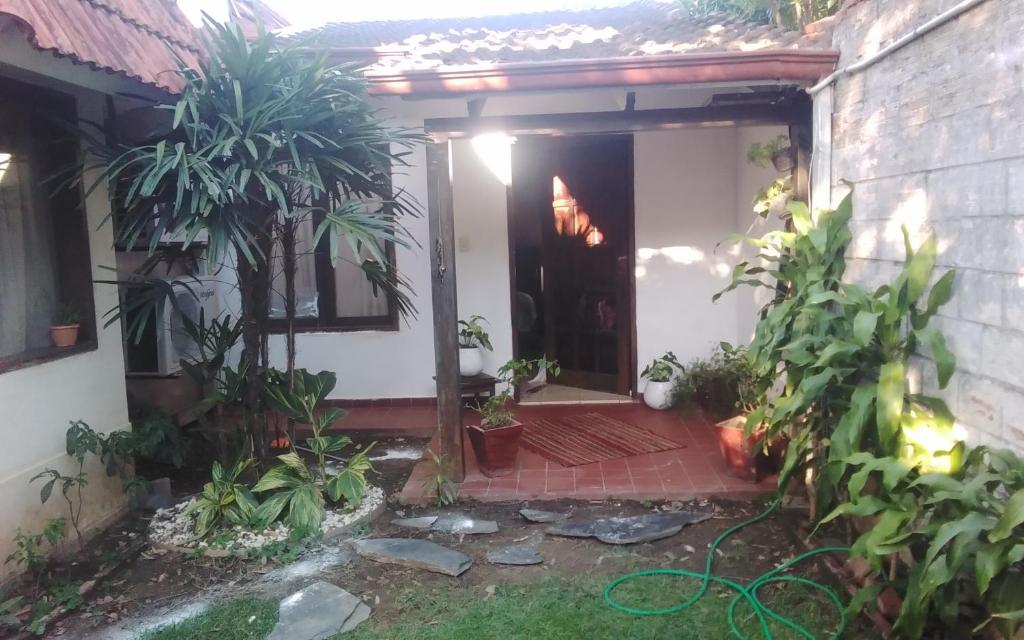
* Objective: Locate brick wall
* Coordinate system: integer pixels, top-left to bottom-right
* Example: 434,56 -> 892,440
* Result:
827,0 -> 1024,447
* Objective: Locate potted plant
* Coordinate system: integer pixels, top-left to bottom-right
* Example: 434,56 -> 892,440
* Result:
457,315 -> 492,377
675,343 -> 781,481
50,303 -> 81,348
466,357 -> 558,477
640,352 -> 682,410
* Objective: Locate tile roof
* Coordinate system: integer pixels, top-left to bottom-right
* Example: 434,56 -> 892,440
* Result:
296,0 -> 831,75
0,0 -> 203,92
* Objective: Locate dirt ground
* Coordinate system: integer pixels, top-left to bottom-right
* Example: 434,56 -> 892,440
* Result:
39,435 -> 877,639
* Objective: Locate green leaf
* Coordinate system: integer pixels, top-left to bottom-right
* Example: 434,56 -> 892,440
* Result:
252,491 -> 290,528
923,511 -> 998,571
915,328 -> 956,389
876,361 -> 905,450
990,489 -> 1024,543
905,233 -> 937,304
252,463 -> 301,493
818,496 -> 891,526
852,310 -> 880,347
788,201 -> 812,235
828,384 -> 875,467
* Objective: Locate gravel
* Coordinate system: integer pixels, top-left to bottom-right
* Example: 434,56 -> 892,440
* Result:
148,485 -> 385,555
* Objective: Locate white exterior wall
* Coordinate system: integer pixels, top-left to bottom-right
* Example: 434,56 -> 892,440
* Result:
452,139 -> 514,378
0,65 -> 131,580
634,126 -> 785,387
826,0 -> 1024,449
267,87 -> 788,399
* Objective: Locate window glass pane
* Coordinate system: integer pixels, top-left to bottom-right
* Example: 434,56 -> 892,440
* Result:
0,111 -> 60,359
332,239 -> 389,319
269,213 -> 318,319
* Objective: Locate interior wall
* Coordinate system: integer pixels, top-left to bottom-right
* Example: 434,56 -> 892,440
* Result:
0,86 -> 130,581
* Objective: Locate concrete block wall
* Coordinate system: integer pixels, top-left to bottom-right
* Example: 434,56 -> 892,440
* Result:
828,0 -> 1024,448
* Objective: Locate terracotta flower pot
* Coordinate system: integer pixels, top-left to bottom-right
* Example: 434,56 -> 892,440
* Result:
50,324 -> 80,348
715,415 -> 786,482
466,421 -> 522,478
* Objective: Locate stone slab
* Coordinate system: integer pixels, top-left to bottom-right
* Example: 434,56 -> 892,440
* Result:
352,538 -> 473,576
520,508 -> 569,524
547,512 -> 711,545
267,581 -> 368,640
486,546 -> 544,566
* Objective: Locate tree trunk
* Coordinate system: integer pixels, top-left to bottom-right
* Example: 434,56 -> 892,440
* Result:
235,210 -> 275,467
281,215 -> 298,448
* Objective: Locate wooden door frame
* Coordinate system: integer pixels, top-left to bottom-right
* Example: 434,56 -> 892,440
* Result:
506,133 -> 637,397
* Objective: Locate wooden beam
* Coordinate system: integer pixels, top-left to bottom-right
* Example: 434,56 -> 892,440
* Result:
425,102 -> 800,139
426,140 -> 465,482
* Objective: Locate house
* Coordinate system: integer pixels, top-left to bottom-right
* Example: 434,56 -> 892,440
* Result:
0,0 -> 201,579
266,2 -> 838,478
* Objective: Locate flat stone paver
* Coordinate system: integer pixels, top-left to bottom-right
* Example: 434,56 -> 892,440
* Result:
391,516 -> 438,530
520,508 -> 569,523
486,546 -> 544,565
353,538 -> 473,576
431,512 -> 499,534
547,512 -> 711,544
267,581 -> 369,640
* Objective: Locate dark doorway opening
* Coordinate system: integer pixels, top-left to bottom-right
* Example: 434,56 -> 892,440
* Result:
509,134 -> 634,398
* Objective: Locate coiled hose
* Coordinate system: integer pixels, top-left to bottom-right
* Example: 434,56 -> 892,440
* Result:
603,499 -> 850,639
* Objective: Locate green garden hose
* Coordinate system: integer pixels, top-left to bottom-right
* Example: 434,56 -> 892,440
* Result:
603,500 -> 850,639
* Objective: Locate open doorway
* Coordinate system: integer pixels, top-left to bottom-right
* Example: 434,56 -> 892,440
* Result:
509,134 -> 634,403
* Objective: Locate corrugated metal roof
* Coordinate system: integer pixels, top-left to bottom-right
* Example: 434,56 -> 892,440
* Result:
0,0 -> 203,92
293,0 -> 831,75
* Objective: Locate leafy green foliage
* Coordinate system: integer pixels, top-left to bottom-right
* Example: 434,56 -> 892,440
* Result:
130,409 -> 188,469
177,310 -> 243,393
640,352 -> 683,383
0,590 -> 23,630
681,0 -> 840,29
475,358 -> 560,428
826,447 -> 1024,639
746,135 -> 790,168
458,315 -> 493,350
52,302 -> 80,326
674,343 -> 757,421
252,369 -> 375,533
422,450 -> 459,507
717,192 -> 957,512
186,458 -> 259,538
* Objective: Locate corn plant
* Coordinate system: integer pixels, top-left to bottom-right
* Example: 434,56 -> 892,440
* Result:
823,446 -> 1024,638
716,192 -> 956,516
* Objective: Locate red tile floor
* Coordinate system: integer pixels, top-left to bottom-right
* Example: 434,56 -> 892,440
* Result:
336,401 -> 776,504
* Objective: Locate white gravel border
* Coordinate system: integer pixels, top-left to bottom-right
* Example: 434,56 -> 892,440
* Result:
148,485 -> 385,558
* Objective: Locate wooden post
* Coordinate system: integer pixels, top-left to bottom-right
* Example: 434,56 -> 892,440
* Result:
426,139 -> 465,482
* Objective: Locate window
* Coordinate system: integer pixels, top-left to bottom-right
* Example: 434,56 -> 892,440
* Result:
267,211 -> 398,332
0,78 -> 95,372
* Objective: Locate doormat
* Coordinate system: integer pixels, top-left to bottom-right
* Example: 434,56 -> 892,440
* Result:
520,412 -> 684,467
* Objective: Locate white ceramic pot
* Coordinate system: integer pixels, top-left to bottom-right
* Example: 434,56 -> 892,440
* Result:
643,379 -> 674,410
459,346 -> 484,377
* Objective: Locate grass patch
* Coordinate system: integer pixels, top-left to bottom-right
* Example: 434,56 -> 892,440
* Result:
136,574 -> 844,640
138,598 -> 277,640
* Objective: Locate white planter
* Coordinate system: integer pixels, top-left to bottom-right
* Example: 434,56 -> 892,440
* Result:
643,380 -> 674,410
459,346 -> 484,377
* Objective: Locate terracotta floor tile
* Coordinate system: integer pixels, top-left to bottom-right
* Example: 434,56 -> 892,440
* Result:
395,402 -> 774,505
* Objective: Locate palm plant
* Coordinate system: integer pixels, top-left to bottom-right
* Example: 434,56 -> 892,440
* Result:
81,19 -> 423,462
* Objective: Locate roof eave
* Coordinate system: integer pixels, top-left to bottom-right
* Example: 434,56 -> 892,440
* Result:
365,49 -> 840,97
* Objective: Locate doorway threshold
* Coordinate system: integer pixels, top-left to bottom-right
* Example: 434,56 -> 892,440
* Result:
521,383 -> 634,405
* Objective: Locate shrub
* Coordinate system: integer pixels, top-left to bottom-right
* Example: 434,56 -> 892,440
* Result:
673,343 -> 756,422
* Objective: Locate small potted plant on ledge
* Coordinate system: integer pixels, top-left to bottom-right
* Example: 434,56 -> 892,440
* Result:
466,357 -> 559,477
50,302 -> 81,348
640,352 -> 682,410
675,343 -> 782,481
458,315 -> 492,377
